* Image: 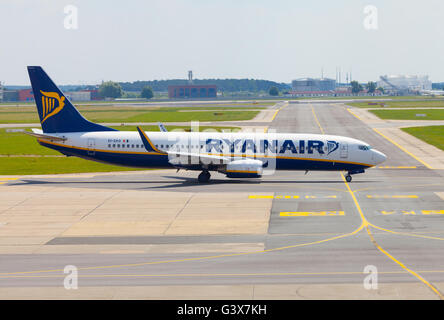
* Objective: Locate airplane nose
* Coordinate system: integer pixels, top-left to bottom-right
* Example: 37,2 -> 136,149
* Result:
373,150 -> 387,164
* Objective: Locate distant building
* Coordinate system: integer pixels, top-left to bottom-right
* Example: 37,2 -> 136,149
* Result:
3,90 -> 19,102
292,78 -> 336,92
168,85 -> 217,99
378,75 -> 432,94
0,82 -> 3,102
18,89 -> 34,101
66,91 -> 91,101
82,89 -> 100,100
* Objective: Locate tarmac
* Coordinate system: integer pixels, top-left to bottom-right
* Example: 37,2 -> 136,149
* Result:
0,101 -> 444,299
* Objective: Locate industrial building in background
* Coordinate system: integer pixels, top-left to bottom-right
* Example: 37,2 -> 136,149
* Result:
378,75 -> 432,95
291,78 -> 337,97
0,82 -> 3,102
168,71 -> 217,98
18,88 -> 34,101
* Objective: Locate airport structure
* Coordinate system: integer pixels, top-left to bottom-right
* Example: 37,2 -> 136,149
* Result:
168,84 -> 217,98
0,87 -> 99,102
65,90 -> 92,101
18,88 -> 34,101
378,75 -> 432,94
168,70 -> 217,98
291,78 -> 336,97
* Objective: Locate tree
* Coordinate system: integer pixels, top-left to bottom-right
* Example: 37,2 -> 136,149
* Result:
377,86 -> 385,94
269,86 -> 279,96
350,81 -> 363,94
366,81 -> 377,93
141,86 -> 154,99
98,81 -> 122,99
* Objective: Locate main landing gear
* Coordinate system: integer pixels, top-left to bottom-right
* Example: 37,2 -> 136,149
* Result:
198,170 -> 211,183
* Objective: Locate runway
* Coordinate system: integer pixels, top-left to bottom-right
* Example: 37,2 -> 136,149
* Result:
1,102 -> 444,299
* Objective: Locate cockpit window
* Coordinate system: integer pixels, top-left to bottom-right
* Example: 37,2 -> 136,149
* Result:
358,145 -> 371,151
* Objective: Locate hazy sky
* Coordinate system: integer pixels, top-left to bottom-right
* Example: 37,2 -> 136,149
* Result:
1,0 -> 444,85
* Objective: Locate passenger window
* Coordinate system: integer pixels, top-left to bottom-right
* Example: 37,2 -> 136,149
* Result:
113,144 -> 116,148
117,144 -> 120,148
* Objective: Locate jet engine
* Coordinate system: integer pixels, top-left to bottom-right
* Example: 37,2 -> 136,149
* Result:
224,159 -> 263,178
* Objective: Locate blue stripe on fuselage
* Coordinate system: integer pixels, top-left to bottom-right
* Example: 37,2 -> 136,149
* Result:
39,140 -> 370,171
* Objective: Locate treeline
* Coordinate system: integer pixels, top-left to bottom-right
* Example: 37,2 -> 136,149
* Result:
119,79 -> 291,93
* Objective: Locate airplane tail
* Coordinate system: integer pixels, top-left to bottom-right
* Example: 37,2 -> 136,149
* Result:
27,66 -> 116,133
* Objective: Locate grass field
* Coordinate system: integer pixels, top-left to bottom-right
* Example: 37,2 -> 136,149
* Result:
0,125 -> 239,175
0,157 -> 150,175
402,126 -> 444,151
369,109 -> 444,120
349,100 -> 444,108
0,106 -> 261,124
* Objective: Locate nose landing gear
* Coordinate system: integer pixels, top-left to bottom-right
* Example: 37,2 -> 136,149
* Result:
345,169 -> 365,183
198,170 -> 211,183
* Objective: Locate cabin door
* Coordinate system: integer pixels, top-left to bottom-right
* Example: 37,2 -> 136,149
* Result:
340,143 -> 348,158
87,138 -> 95,156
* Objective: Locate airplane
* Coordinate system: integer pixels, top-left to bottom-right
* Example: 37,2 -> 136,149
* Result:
25,66 -> 387,183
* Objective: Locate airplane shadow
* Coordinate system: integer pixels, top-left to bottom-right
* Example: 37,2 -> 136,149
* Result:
13,176 -> 376,191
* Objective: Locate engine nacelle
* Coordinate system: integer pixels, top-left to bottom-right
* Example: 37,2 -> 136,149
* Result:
225,159 -> 263,178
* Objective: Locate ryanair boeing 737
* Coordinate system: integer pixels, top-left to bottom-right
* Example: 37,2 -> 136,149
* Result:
25,66 -> 387,183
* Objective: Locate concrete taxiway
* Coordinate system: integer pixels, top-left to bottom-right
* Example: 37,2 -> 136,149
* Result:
0,101 -> 444,299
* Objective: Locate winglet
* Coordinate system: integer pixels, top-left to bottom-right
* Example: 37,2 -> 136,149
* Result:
136,126 -> 165,154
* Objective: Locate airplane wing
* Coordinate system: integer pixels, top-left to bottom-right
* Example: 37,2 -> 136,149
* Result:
136,127 -> 265,177
136,126 -> 230,166
166,150 -> 230,166
24,128 -> 67,142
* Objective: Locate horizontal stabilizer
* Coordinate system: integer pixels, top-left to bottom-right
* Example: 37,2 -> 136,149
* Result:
157,122 -> 167,132
24,130 -> 67,142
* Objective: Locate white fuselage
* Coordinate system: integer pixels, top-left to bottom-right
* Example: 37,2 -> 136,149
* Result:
39,130 -> 387,172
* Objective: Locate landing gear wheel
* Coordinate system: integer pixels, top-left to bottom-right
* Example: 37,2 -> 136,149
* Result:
198,171 -> 211,183
345,174 -> 352,183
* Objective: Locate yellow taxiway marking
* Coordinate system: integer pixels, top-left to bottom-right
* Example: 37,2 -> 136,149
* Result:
264,102 -> 288,133
311,104 -> 325,134
347,108 -> 363,121
3,269 -> 444,279
346,108 -> 433,169
373,128 -> 434,170
367,195 -> 418,199
380,210 -> 444,216
341,174 -> 444,299
280,211 -> 344,217
248,195 -> 274,199
0,178 -> 18,185
369,223 -> 444,241
378,166 -> 417,169
249,195 -> 336,199
0,228 -> 359,277
422,210 -> 444,215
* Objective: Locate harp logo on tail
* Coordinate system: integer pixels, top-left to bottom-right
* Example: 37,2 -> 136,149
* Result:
40,90 -> 65,123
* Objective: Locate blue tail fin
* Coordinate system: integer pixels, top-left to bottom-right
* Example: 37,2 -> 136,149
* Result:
27,66 -> 116,133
